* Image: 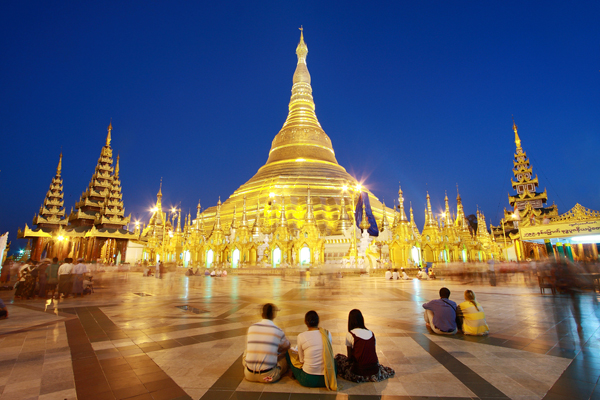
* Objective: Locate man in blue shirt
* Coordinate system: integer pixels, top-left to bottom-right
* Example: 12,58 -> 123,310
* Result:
422,287 -> 457,334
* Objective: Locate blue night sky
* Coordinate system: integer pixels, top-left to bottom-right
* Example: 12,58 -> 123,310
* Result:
1,1 -> 599,254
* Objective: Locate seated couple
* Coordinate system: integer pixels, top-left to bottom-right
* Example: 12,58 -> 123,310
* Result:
243,304 -> 394,390
423,288 -> 489,336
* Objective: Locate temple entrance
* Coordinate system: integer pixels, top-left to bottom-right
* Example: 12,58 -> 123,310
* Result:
272,247 -> 281,268
206,249 -> 214,268
232,248 -> 240,268
462,248 -> 467,262
300,246 -> 310,265
249,248 -> 257,264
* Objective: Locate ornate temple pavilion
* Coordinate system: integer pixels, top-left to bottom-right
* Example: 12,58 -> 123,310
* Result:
491,122 -> 600,261
18,123 -> 137,263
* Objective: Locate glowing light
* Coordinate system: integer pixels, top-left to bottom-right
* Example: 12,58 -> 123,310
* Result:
269,192 -> 275,198
571,235 -> 600,243
342,185 -> 348,191
295,158 -> 306,162
151,207 -> 158,212
355,184 -> 362,191
58,236 -> 64,241
171,208 -> 177,213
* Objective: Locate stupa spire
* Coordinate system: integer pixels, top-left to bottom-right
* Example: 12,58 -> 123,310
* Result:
425,192 -> 436,227
214,197 -> 222,231
380,200 -> 390,231
359,194 -> 371,230
444,191 -> 453,226
57,152 -> 62,175
398,185 -> 408,222
106,120 -> 112,146
265,29 -> 338,166
252,202 -> 262,235
231,205 -> 238,230
513,118 -> 521,149
241,196 -> 248,227
337,190 -> 350,231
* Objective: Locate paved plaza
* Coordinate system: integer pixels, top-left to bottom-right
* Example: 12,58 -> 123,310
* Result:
0,271 -> 599,400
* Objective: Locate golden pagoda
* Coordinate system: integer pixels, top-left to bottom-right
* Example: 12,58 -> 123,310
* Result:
197,29 -> 391,235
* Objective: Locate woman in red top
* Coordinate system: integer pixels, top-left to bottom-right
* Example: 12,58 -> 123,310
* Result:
335,309 -> 395,382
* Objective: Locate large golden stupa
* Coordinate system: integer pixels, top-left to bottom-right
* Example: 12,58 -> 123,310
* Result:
199,29 -> 389,234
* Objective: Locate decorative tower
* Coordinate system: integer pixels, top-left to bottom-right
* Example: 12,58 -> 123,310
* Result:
32,153 -> 68,229
337,190 -> 351,232
509,120 -> 548,210
69,122 -> 115,227
252,203 -> 262,236
380,200 -> 390,232
98,155 -> 131,229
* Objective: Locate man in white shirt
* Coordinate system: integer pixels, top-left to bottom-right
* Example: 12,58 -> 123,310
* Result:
58,258 -> 74,298
243,303 -> 290,383
72,258 -> 88,297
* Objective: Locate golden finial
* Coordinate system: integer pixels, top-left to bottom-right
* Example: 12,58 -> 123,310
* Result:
115,154 -> 120,176
106,119 -> 112,146
158,177 -> 163,196
57,152 -> 63,175
512,116 -> 521,148
296,26 -> 308,64
359,195 -> 370,230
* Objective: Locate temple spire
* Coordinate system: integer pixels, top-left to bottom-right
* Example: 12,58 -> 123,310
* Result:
241,196 -> 248,227
444,191 -> 453,226
106,120 -> 112,146
425,192 -> 436,227
57,152 -> 62,175
231,205 -> 238,230
513,118 -> 521,149
380,200 -> 390,231
214,197 -> 222,231
359,194 -> 370,230
398,185 -> 408,222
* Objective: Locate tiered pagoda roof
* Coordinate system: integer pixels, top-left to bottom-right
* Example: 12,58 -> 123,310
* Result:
69,123 -> 115,227
97,155 -> 131,228
32,153 -> 68,229
508,121 -> 548,211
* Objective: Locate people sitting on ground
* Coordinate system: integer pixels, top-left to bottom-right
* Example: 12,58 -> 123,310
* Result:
216,269 -> 223,277
185,268 -> 194,276
384,269 -> 392,280
0,298 -> 7,319
416,267 -> 428,280
335,309 -> 395,383
392,268 -> 400,280
286,311 -> 337,390
83,275 -> 93,295
243,303 -> 290,383
222,269 -> 227,277
457,290 -> 489,335
210,269 -> 216,277
401,268 -> 411,280
428,267 -> 436,280
422,287 -> 457,335
204,269 -> 211,276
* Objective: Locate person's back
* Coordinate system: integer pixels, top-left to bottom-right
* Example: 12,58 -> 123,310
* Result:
392,269 -> 399,280
457,290 -> 489,335
422,287 -> 457,334
297,329 -> 328,375
244,303 -> 290,383
384,270 -> 392,280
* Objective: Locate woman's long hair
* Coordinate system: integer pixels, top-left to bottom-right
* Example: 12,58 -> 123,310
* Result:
464,290 -> 480,311
348,309 -> 367,332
